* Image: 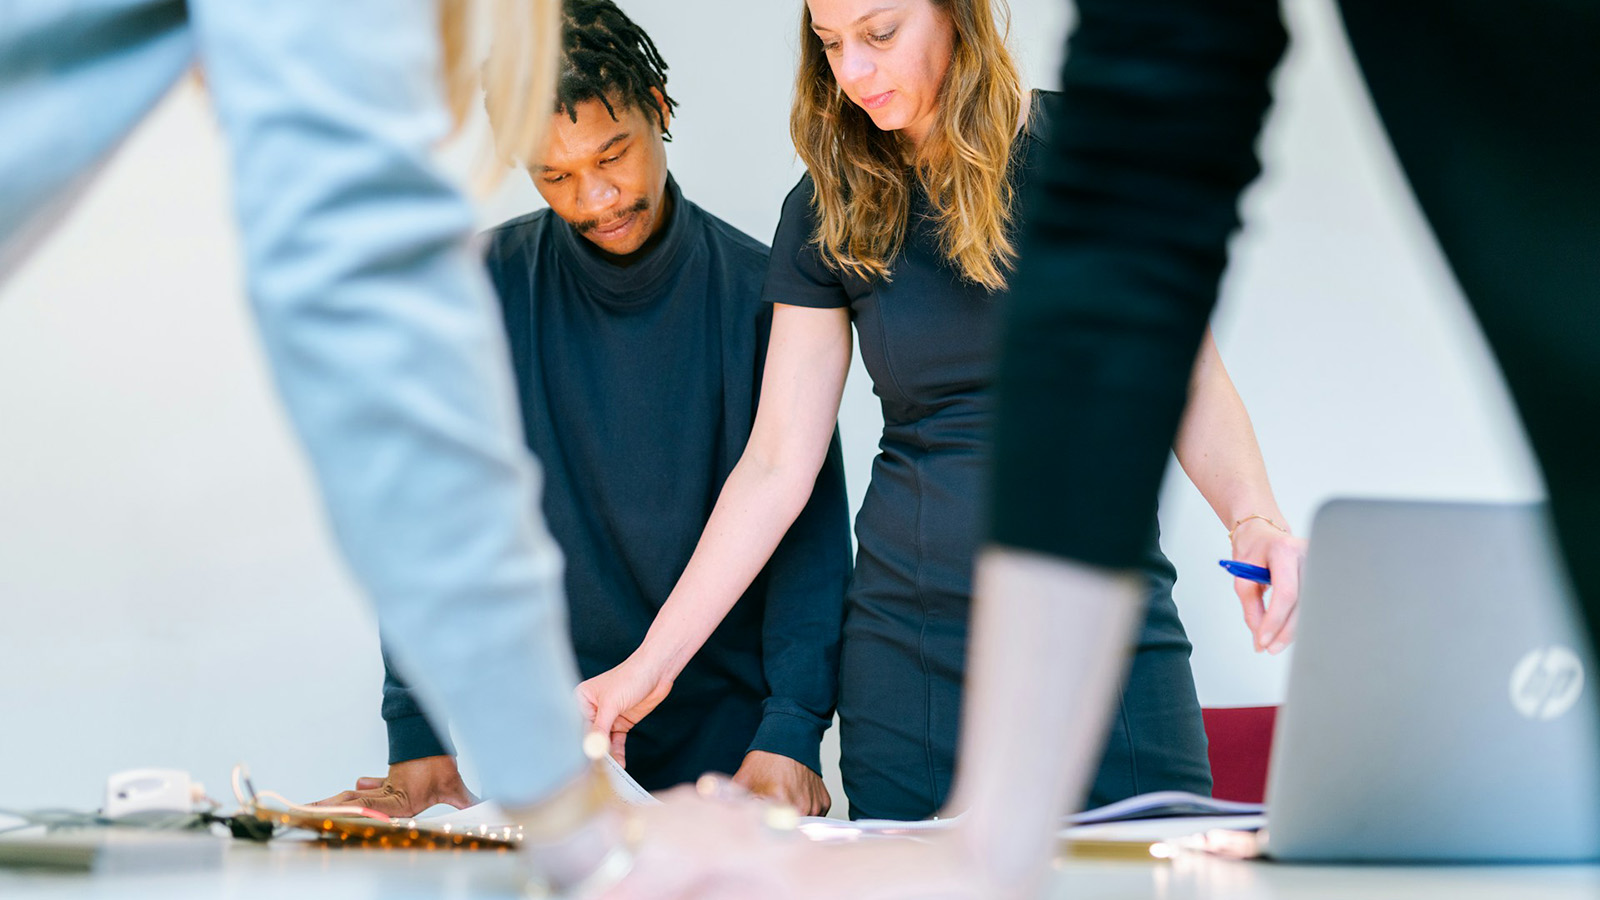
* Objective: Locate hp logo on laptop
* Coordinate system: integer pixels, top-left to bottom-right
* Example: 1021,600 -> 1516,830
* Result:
1510,646 -> 1585,721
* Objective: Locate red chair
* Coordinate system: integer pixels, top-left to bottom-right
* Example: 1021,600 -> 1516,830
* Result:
1202,706 -> 1279,803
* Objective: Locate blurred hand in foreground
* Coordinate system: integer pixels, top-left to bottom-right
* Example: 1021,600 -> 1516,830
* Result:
597,787 -> 1032,900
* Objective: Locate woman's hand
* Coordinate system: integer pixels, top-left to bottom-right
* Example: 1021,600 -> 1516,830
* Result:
1228,518 -> 1308,654
576,654 -> 676,767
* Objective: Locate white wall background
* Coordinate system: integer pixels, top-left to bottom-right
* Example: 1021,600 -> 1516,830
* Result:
0,0 -> 1540,815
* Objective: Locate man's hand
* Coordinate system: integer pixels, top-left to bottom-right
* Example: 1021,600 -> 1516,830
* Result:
731,750 -> 830,816
312,755 -> 477,818
575,654 -> 674,767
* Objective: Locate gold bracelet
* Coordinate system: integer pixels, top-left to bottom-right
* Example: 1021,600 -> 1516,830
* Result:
1228,514 -> 1286,541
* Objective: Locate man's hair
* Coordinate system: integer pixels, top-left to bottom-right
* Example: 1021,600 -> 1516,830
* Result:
556,0 -> 678,139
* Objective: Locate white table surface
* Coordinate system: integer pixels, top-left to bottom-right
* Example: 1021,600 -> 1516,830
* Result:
1,837 -> 1597,899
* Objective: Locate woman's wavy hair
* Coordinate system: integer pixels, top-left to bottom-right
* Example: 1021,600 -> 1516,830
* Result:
438,0 -> 563,181
793,0 -> 1023,291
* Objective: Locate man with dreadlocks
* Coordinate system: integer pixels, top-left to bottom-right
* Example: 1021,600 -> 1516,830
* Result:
322,0 -> 851,818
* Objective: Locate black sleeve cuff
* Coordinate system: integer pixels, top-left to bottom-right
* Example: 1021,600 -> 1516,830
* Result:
385,712 -> 454,766
746,705 -> 828,776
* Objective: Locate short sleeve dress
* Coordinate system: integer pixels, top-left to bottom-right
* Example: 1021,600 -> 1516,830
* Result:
760,93 -> 1212,819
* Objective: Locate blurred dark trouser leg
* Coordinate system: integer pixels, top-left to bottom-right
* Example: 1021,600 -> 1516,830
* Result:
1337,0 -> 1600,701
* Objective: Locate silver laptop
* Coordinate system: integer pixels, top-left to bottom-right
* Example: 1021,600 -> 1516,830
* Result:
1263,499 -> 1600,862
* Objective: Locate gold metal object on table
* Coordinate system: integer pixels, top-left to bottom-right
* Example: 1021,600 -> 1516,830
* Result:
251,808 -> 520,851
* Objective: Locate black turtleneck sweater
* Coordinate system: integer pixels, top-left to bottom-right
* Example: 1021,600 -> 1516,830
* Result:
380,178 -> 852,788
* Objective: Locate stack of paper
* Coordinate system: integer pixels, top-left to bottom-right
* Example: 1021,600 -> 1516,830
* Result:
797,791 -> 1265,848
1066,791 -> 1262,826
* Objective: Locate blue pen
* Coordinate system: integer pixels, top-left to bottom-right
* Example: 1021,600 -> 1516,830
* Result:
1219,559 -> 1272,585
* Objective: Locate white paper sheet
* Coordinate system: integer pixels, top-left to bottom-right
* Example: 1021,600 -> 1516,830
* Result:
1067,791 -> 1263,825
796,791 -> 1265,845
1063,814 -> 1266,843
414,754 -> 659,831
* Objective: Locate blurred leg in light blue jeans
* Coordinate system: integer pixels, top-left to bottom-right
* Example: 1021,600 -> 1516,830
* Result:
0,0 -> 585,805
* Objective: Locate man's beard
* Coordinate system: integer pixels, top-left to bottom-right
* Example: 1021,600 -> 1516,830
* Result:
574,195 -> 650,235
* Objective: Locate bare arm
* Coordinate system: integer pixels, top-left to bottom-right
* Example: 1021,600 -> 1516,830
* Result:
638,304 -> 850,674
1173,329 -> 1282,528
943,550 -> 1145,893
577,303 -> 853,759
1173,329 -> 1306,652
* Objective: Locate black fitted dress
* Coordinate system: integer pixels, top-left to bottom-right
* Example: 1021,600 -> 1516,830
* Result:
761,93 -> 1212,820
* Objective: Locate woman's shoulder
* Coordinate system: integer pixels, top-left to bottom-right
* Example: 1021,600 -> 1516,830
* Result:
781,171 -> 817,208
1010,89 -> 1067,181
772,171 -> 822,234
1021,89 -> 1066,147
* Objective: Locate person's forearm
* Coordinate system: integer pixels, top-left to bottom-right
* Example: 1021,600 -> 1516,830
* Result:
943,548 -> 1145,892
1173,331 -> 1289,531
192,0 -> 586,807
635,449 -> 823,681
624,303 -> 852,695
750,428 -> 851,770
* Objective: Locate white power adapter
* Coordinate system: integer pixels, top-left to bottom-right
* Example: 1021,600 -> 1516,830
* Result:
103,769 -> 207,818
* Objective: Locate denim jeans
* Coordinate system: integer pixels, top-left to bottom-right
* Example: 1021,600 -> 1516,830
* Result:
0,0 -> 584,805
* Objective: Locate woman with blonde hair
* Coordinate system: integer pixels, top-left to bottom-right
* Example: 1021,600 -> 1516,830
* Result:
583,0 -> 1306,820
1,1 -> 798,894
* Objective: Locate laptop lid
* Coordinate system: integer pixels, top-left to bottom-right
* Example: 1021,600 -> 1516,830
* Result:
1264,499 -> 1600,862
